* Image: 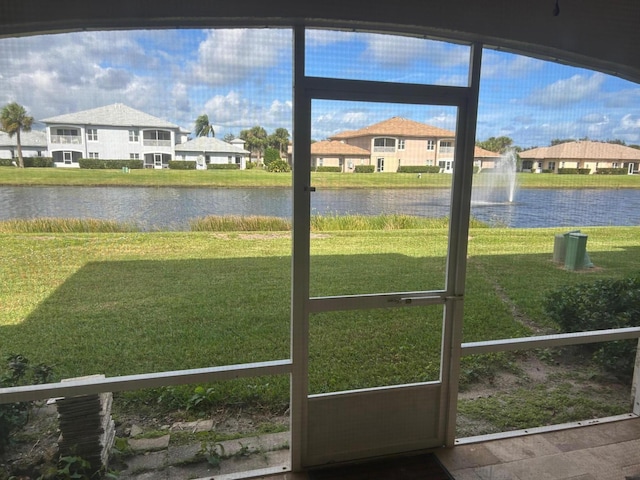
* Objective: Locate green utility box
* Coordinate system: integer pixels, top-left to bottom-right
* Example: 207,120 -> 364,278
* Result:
564,233 -> 588,271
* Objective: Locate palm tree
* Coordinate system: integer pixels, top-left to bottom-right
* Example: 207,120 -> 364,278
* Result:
0,102 -> 33,168
194,114 -> 214,137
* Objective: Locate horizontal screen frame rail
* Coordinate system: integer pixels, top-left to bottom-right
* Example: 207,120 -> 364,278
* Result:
308,291 -> 449,312
0,359 -> 292,405
461,326 -> 640,356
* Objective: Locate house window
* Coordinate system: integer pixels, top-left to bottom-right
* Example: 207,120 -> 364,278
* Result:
613,162 -> 619,168
426,140 -> 435,151
439,141 -> 453,153
398,139 -> 405,150
130,153 -> 139,159
88,152 -> 99,159
129,130 -> 139,142
373,137 -> 396,152
548,161 -> 556,171
228,155 -> 232,163
561,162 -> 565,168
317,158 -> 323,167
87,128 -> 98,141
376,157 -> 384,172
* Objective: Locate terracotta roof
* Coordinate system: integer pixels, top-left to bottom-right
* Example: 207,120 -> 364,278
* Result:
311,140 -> 370,156
41,103 -> 181,129
330,117 -> 455,140
474,146 -> 500,158
520,141 -> 640,160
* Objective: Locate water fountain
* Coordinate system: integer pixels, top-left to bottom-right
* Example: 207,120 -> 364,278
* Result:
472,148 -> 518,204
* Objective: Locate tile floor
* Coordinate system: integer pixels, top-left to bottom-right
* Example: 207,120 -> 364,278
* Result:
261,418 -> 640,480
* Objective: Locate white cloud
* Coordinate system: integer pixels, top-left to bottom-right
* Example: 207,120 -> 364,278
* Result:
526,73 -> 605,107
189,29 -> 291,86
481,52 -> 544,79
611,114 -> 640,142
363,33 -> 469,68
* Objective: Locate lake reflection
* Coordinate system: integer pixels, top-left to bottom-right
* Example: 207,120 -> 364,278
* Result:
0,186 -> 638,230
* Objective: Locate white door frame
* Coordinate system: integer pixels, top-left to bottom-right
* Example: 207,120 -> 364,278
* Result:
289,27 -> 482,469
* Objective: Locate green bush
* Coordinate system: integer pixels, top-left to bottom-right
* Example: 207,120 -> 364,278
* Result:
168,160 -> 196,170
354,165 -> 375,173
0,157 -> 54,167
595,168 -> 627,175
397,165 -> 440,173
207,163 -> 240,169
79,159 -> 144,169
263,147 -> 281,166
245,161 -> 256,170
545,274 -> 640,376
266,159 -> 291,172
0,354 -> 54,454
557,168 -> 591,175
315,166 -> 341,172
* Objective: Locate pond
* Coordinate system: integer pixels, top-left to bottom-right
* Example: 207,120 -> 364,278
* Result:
0,185 -> 639,230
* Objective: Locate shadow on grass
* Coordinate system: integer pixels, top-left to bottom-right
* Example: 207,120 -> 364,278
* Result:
2,245 -> 639,406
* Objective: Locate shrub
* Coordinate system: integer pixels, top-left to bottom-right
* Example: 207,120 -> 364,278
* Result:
266,159 -> 291,172
245,161 -> 256,170
595,168 -> 627,175
354,165 -> 375,173
315,166 -> 341,172
263,147 -> 281,166
545,274 -> 640,376
79,159 -> 144,169
557,168 -> 591,175
0,157 -> 54,167
397,165 -> 440,173
207,163 -> 240,170
0,354 -> 54,454
168,160 -> 196,170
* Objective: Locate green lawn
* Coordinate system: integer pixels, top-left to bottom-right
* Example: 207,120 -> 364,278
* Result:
1,166 -> 639,189
1,226 -> 639,415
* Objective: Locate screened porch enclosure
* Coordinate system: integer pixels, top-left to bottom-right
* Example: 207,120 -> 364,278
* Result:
1,22 -> 639,479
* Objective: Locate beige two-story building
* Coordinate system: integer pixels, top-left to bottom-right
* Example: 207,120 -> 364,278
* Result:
328,116 -> 457,172
520,141 -> 640,174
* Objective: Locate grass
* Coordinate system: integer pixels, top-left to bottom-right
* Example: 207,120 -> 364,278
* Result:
0,218 -> 139,233
1,166 -> 640,189
0,224 -> 639,430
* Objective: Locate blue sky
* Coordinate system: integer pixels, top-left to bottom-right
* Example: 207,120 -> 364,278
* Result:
0,28 -> 638,148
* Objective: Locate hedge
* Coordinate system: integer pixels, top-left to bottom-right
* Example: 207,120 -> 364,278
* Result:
557,168 -> 591,175
397,165 -> 441,174
545,274 -> 640,376
207,163 -> 240,170
594,168 -> 627,175
168,160 -> 196,170
79,159 -> 144,169
354,165 -> 375,173
315,166 -> 342,172
0,157 -> 54,167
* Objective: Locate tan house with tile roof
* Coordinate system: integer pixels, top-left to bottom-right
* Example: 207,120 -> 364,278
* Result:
309,140 -> 371,172
329,116 -> 457,173
520,141 -> 640,174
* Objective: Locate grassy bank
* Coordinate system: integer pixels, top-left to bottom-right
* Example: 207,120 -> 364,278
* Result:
1,166 -> 639,189
1,225 -> 638,428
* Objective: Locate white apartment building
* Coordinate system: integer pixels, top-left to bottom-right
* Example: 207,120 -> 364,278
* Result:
40,103 -> 190,168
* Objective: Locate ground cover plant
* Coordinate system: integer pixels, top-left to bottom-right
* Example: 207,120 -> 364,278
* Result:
0,221 -> 638,436
2,166 -> 640,189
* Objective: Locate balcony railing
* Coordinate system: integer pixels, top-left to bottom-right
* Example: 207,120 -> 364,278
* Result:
439,147 -> 454,154
143,139 -> 172,147
373,146 -> 396,153
51,135 -> 82,144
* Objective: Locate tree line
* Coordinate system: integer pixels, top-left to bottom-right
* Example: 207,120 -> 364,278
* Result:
476,135 -> 640,153
194,113 -> 290,163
